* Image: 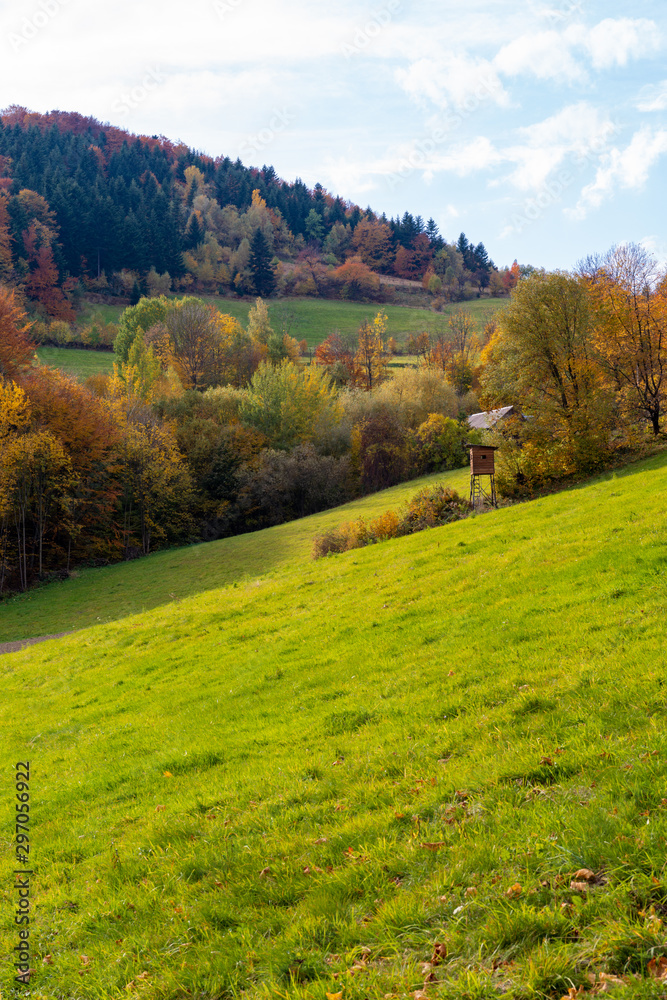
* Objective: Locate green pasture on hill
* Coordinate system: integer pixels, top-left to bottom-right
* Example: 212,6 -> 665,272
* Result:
206,296 -> 505,349
75,295 -> 506,350
36,347 -> 116,380
2,454 -> 667,999
0,468 -> 471,642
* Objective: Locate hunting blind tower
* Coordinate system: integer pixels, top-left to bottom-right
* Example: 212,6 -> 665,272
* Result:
467,444 -> 498,508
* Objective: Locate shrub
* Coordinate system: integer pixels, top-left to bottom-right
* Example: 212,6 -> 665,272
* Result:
238,444 -> 355,529
312,484 -> 471,558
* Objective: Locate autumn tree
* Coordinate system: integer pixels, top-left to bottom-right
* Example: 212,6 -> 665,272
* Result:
239,359 -> 340,450
0,286 -> 34,381
22,221 -> 74,320
582,243 -> 667,435
0,193 -> 13,282
353,312 -> 388,391
115,295 -> 170,362
161,298 -> 227,391
332,256 -> 381,301
480,270 -> 614,476
314,331 -> 356,385
350,218 -> 395,272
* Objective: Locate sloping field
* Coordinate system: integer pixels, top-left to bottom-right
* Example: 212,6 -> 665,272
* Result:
2,454 -> 667,999
36,347 -> 115,380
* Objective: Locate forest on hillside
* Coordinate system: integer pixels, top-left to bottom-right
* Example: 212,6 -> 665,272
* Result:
1,238 -> 666,595
0,106 -> 521,321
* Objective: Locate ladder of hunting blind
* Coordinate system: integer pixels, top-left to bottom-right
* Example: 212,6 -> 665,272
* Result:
469,472 -> 497,509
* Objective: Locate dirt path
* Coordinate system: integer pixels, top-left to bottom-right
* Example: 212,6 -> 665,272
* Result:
0,632 -> 74,655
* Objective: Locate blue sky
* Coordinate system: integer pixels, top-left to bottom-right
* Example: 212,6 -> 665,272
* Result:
1,0 -> 666,269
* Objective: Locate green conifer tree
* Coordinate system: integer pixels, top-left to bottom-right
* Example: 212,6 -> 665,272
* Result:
249,228 -> 276,297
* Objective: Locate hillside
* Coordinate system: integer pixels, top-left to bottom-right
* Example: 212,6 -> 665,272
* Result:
1,452 -> 667,998
34,294 -> 506,381
0,107 -> 512,321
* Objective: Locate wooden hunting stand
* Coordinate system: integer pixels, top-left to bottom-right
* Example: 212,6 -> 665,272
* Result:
466,444 -> 498,509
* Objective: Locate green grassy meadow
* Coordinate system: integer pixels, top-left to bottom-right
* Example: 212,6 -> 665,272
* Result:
76,295 -> 506,349
36,347 -> 116,380
3,454 -> 667,998
39,296 -> 505,379
207,296 -> 505,349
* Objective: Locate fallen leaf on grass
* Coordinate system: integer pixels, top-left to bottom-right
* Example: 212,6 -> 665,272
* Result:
163,771 -> 173,778
465,886 -> 477,897
540,756 -> 554,766
314,836 -> 328,844
326,993 -> 343,1000
648,957 -> 667,980
259,867 -> 271,877
431,942 -> 447,964
570,881 -> 590,892
42,954 -> 53,965
505,884 -> 522,898
80,956 -> 91,965
155,805 -> 166,812
420,841 -> 446,850
572,868 -> 596,882
136,972 -> 150,980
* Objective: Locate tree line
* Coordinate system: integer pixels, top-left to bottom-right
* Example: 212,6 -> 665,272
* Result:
0,286 -> 485,593
0,106 -> 519,319
480,243 -> 667,494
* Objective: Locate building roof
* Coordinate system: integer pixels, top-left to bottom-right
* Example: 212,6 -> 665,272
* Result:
466,405 -> 516,431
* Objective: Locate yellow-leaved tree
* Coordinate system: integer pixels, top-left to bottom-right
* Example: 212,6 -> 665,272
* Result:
353,311 -> 388,391
582,243 -> 667,435
239,359 -> 340,450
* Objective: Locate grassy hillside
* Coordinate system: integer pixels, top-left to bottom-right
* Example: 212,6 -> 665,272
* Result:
206,296 -> 505,349
36,347 -> 115,379
2,454 -> 666,999
0,469 -> 471,642
76,295 -> 506,349
43,296 -> 505,378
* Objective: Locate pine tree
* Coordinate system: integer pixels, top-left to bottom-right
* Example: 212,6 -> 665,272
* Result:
249,228 -> 276,297
185,211 -> 204,249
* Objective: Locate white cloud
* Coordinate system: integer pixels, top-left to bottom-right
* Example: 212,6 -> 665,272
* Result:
492,17 -> 660,85
494,29 -> 587,83
636,81 -> 667,113
427,137 -> 502,175
585,18 -> 660,70
568,126 -> 667,219
501,102 -> 617,190
395,54 -> 509,110
640,236 -> 667,268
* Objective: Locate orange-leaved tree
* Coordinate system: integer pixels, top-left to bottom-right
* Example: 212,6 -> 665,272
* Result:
582,243 -> 667,435
0,285 -> 35,381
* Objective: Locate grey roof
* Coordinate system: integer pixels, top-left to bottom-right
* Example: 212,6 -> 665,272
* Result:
466,405 -> 516,430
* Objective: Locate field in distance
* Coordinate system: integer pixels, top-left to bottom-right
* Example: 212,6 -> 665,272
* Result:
2,452 -> 667,998
77,294 -> 506,347
38,295 -> 505,378
36,346 -> 115,378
